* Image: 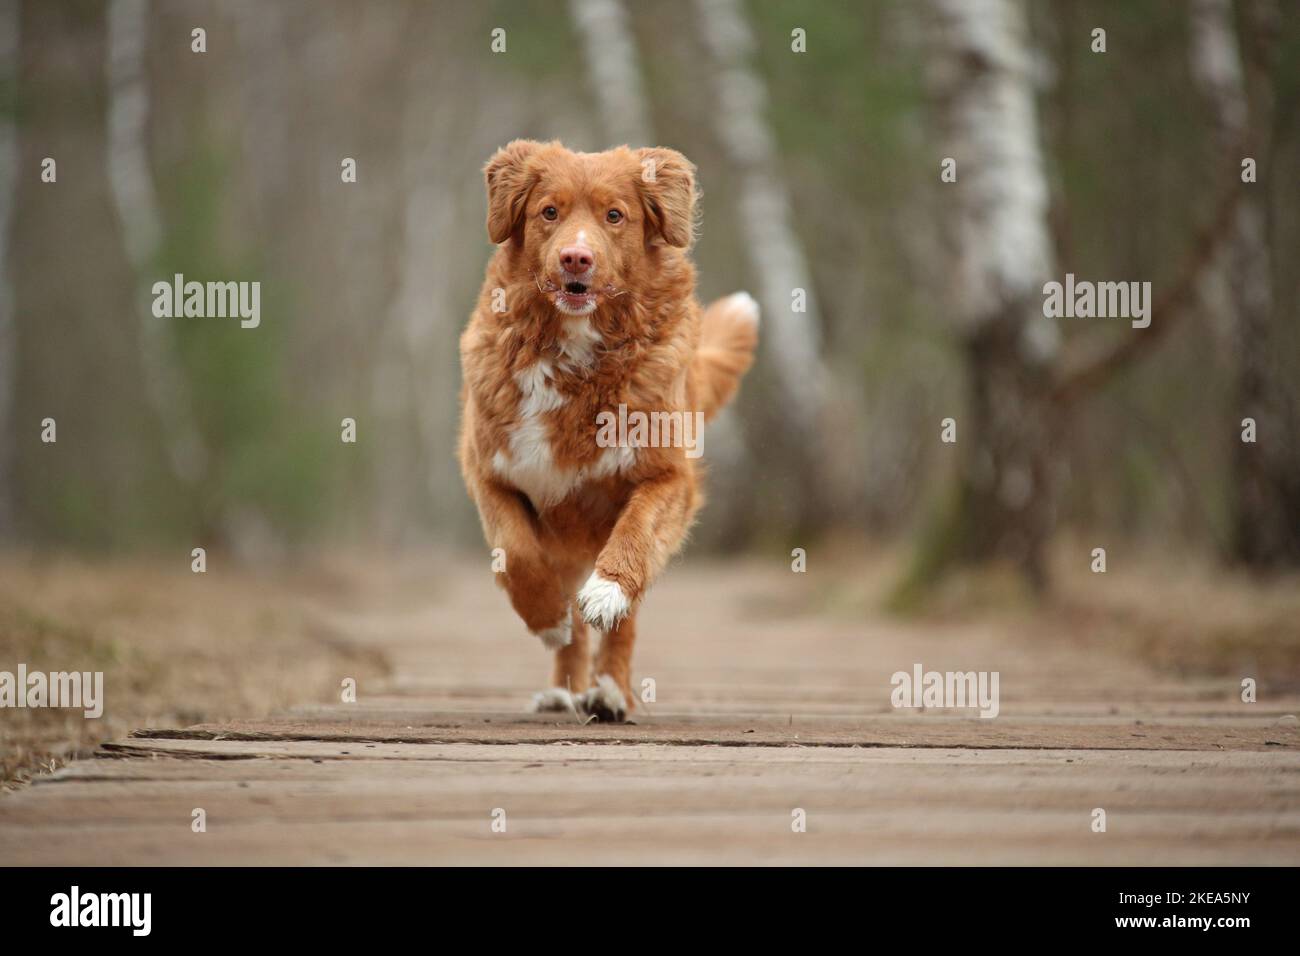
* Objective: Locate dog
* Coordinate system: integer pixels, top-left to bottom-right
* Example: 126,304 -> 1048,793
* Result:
458,140 -> 758,721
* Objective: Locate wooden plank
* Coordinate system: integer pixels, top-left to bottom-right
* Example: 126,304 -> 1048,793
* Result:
112,712 -> 1300,752
2,746 -> 1296,866
3,559 -> 1298,865
6,819 -> 1295,866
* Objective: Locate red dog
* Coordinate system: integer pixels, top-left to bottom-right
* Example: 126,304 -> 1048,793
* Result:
458,140 -> 758,720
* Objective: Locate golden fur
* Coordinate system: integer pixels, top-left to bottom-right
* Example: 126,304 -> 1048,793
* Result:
458,140 -> 757,719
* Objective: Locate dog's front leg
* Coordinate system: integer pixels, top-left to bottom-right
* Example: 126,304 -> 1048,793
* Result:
578,467 -> 695,629
575,468 -> 697,718
472,477 -> 573,649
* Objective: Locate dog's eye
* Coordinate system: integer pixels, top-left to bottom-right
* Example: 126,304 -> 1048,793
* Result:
606,209 -> 623,224
541,206 -> 558,221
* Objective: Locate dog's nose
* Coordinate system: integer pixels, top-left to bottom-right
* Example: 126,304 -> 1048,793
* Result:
559,245 -> 594,275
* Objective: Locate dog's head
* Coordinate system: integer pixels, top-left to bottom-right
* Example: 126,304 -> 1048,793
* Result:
484,140 -> 697,316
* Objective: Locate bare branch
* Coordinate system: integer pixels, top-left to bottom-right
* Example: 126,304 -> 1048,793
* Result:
1051,175 -> 1244,405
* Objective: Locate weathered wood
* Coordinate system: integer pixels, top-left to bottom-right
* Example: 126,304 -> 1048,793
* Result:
2,561 -> 1297,865
113,714 -> 1296,752
3,746 -> 1297,865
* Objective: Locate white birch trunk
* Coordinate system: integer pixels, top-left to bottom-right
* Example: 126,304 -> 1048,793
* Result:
0,0 -> 18,536
568,0 -> 653,147
234,0 -> 292,217
572,0 -> 757,531
374,38 -> 515,541
1190,0 -> 1295,565
925,0 -> 1060,586
1189,0 -> 1265,346
1189,0 -> 1268,339
693,0 -> 829,433
1190,0 -> 1249,140
107,0 -> 207,483
930,0 -> 1058,362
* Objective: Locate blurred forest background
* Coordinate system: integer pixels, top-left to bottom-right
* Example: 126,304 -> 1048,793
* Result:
1,0 -> 1298,594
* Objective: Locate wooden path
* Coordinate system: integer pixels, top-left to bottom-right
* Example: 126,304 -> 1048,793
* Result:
3,560 -> 1298,865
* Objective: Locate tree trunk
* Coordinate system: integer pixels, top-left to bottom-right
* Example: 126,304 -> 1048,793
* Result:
693,0 -> 828,432
925,0 -> 1060,589
568,0 -> 652,147
958,323 -> 1059,589
107,0 -> 208,485
0,0 -> 18,539
1191,0 -> 1300,567
693,0 -> 839,535
374,8 -> 528,544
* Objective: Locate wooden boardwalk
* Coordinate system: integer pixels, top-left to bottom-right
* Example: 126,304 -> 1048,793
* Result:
2,560 -> 1298,865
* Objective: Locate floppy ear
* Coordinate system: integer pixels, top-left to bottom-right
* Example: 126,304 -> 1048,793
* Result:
484,140 -> 542,244
635,147 -> 698,248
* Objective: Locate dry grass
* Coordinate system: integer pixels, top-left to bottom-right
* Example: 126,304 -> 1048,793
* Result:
811,536 -> 1300,692
1043,541 -> 1300,691
0,553 -> 390,789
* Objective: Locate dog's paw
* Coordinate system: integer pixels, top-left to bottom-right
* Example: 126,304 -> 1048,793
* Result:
726,290 -> 761,325
576,572 -> 631,632
529,687 -> 579,715
577,674 -> 629,723
532,615 -> 572,650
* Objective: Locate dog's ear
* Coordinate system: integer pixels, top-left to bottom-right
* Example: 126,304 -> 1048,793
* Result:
484,140 -> 542,244
635,147 -> 698,248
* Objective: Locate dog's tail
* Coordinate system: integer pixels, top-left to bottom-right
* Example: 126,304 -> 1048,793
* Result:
695,292 -> 760,422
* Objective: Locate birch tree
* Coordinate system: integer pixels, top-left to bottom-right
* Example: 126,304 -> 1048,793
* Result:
373,8 -> 527,541
107,0 -> 208,484
233,0 -> 291,218
925,0 -> 1061,588
693,0 -> 828,435
570,0 -> 751,531
914,0 -> 1250,593
380,78 -> 462,535
693,0 -> 841,533
0,0 -> 18,537
1190,0 -> 1298,566
568,0 -> 652,147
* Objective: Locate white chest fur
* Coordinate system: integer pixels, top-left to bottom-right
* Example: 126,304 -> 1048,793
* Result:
556,316 -> 602,368
492,359 -> 635,509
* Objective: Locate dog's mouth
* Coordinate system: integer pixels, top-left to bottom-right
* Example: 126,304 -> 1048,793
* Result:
532,271 -> 629,315
555,279 -> 597,314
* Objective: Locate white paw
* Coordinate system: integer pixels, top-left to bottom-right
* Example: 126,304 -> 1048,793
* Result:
577,674 -> 628,722
726,290 -> 761,325
576,572 -> 631,631
532,616 -> 572,650
529,687 -> 579,714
